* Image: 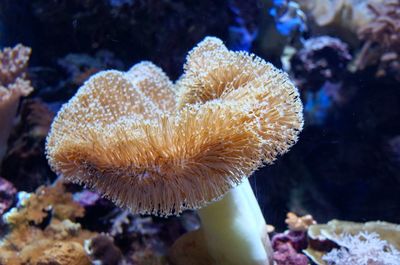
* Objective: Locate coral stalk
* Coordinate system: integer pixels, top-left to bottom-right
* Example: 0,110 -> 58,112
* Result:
198,179 -> 273,265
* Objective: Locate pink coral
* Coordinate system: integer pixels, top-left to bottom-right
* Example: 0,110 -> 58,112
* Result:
273,242 -> 309,265
0,44 -> 31,85
271,230 -> 309,265
272,230 -> 308,252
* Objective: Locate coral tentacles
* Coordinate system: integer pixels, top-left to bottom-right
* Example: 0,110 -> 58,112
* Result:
46,37 -> 303,216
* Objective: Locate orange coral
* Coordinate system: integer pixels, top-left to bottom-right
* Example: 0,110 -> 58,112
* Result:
46,37 -> 303,216
285,212 -> 317,232
0,182 -> 95,265
0,44 -> 33,161
177,37 -> 303,163
5,181 -> 84,226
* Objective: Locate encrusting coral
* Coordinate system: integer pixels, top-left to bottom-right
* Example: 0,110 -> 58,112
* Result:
0,182 -> 96,265
46,36 -> 303,216
270,212 -> 312,265
46,36 -> 303,265
304,220 -> 400,265
322,232 -> 400,265
0,44 -> 33,162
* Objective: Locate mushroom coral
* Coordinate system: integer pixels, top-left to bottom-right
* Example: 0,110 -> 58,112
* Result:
0,44 -> 33,162
46,37 -> 303,265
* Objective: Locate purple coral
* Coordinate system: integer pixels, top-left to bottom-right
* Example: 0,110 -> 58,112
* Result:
0,177 -> 16,215
273,242 -> 309,265
272,230 -> 308,252
73,190 -> 100,207
291,36 -> 351,91
272,230 -> 309,265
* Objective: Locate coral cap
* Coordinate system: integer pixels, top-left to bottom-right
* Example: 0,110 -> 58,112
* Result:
46,37 -> 303,216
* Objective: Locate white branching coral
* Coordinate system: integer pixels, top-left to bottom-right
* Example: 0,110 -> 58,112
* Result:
46,37 -> 303,218
323,232 -> 400,265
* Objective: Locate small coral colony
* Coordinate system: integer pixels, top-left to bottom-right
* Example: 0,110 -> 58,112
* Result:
0,1 -> 399,265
